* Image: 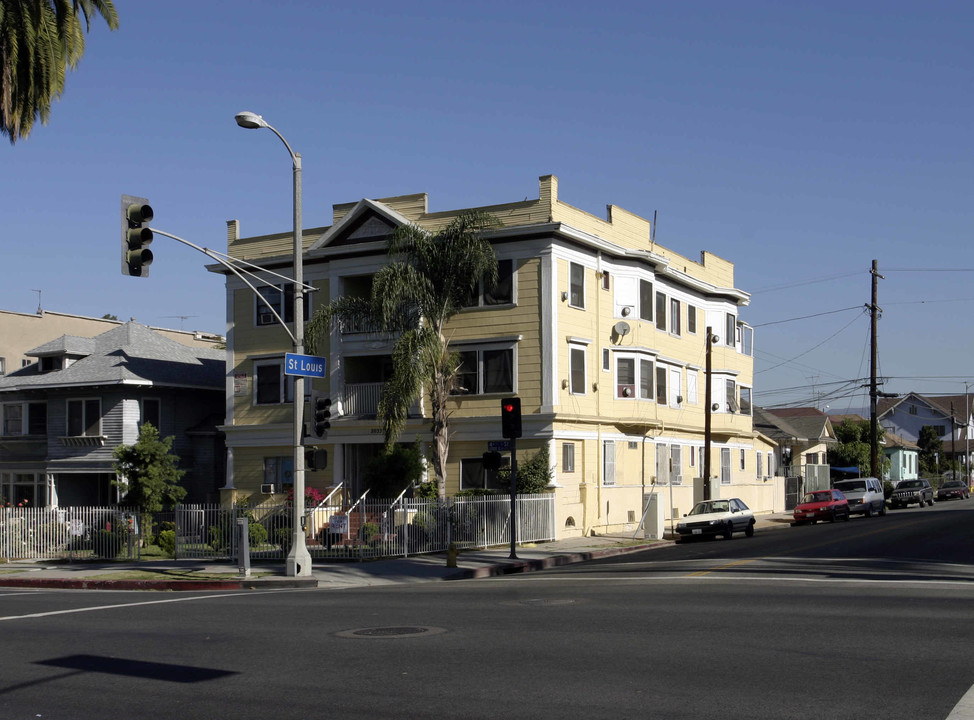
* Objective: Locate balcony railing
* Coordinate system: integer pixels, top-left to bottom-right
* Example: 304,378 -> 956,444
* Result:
343,382 -> 383,417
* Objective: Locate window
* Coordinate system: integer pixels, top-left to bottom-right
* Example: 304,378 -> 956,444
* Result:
640,359 -> 653,399
562,442 -> 575,473
40,356 -> 62,373
67,399 -> 101,437
689,447 -> 696,467
141,398 -> 161,429
687,370 -> 698,404
256,361 -> 285,404
603,440 -> 615,486
2,404 -> 22,436
616,358 -> 635,398
933,425 -> 946,436
461,456 -> 508,491
256,283 -> 310,326
655,292 -> 666,331
454,347 -> 515,395
768,452 -> 774,477
720,447 -> 731,484
806,452 -> 819,465
740,449 -> 746,471
0,357 -> 5,375
601,271 -> 610,291
669,298 -> 681,336
739,387 -> 752,415
569,346 -> 586,394
263,456 -> 293,492
639,280 -> 653,322
468,259 -> 514,307
741,325 -> 753,356
670,445 -> 682,484
909,405 -> 918,415
569,263 -> 585,308
687,304 -> 697,334
726,313 -> 737,348
726,379 -> 738,413
656,365 -> 667,405
602,348 -> 610,372
28,403 -> 47,435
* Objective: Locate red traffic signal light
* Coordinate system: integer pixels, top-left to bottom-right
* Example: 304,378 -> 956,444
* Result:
501,397 -> 522,439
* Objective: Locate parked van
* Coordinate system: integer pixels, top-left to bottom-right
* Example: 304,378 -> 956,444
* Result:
833,477 -> 886,517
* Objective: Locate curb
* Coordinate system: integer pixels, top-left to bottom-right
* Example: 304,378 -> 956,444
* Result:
0,577 -> 319,591
449,541 -> 666,580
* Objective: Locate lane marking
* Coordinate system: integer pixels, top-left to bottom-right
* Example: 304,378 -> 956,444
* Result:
0,588 -> 303,623
479,574 -> 974,588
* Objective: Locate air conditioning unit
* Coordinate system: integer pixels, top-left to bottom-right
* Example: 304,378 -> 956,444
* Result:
260,483 -> 275,494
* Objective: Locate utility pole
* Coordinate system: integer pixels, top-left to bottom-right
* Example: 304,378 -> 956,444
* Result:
869,260 -> 884,479
703,327 -> 714,500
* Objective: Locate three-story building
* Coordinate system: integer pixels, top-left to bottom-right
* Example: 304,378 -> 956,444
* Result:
213,175 -> 777,536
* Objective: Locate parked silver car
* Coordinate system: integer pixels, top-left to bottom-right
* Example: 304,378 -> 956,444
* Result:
833,477 -> 886,517
675,498 -> 755,541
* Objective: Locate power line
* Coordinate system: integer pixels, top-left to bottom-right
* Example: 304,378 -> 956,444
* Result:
756,313 -> 866,375
749,271 -> 865,294
753,305 -> 863,328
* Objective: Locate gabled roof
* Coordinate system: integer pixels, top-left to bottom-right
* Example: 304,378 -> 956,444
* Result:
0,322 -> 224,392
755,406 -> 836,444
878,392 -> 972,424
308,197 -> 412,252
883,431 -> 919,451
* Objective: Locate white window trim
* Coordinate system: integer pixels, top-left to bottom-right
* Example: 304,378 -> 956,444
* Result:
569,344 -> 587,396
66,397 -> 102,437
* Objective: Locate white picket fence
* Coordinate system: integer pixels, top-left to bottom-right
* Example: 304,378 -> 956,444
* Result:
0,494 -> 556,562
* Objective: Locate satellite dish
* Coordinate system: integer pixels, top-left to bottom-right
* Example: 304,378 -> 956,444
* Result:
613,321 -> 630,337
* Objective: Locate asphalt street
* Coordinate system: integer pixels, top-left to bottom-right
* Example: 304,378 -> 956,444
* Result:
1,501 -> 972,720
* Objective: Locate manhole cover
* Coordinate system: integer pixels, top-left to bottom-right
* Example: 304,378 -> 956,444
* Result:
336,626 -> 447,639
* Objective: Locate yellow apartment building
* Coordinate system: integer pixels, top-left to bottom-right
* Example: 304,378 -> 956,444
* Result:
211,175 -> 780,538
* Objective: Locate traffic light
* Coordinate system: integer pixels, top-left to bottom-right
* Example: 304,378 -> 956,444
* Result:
482,451 -> 503,471
122,194 -> 153,277
305,447 -> 327,471
501,397 -> 522,439
312,391 -> 332,438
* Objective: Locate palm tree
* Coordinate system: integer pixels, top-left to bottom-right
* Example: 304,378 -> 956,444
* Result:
307,210 -> 501,497
1,0 -> 118,143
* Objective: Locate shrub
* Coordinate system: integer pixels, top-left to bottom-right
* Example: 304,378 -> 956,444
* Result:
275,527 -> 292,554
208,526 -> 227,552
248,522 -> 268,548
94,529 -> 123,559
157,530 -> 176,557
360,522 -> 380,542
158,520 -> 175,533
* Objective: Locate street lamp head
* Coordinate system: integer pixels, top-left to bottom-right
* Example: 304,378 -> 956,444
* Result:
235,111 -> 267,129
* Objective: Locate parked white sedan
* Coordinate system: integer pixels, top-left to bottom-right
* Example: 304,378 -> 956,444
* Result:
675,498 -> 755,541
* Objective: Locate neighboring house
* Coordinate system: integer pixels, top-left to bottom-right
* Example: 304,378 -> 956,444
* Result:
210,174 -> 777,537
878,392 -> 973,474
753,406 -> 834,493
0,307 -> 223,377
0,322 -> 225,507
882,431 -> 919,484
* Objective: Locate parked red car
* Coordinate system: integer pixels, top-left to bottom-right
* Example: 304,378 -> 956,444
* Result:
793,489 -> 850,524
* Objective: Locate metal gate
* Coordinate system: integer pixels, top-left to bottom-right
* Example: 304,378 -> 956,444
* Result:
785,476 -> 802,511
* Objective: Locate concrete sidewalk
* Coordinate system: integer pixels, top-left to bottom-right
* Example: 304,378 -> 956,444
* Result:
0,512 -> 794,592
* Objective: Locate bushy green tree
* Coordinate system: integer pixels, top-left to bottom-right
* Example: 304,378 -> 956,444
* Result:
112,423 -> 186,512
497,445 -> 553,494
917,425 -> 943,475
362,441 -> 425,498
829,419 -> 889,477
1,0 -> 118,143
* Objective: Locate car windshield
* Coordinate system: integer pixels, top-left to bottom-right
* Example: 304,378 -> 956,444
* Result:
943,481 -> 964,488
835,480 -> 865,492
689,501 -> 730,515
898,481 -> 922,489
802,492 -> 831,503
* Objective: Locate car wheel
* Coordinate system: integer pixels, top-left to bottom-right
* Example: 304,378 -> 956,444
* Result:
723,522 -> 734,540
745,521 -> 755,537
928,498 -> 935,506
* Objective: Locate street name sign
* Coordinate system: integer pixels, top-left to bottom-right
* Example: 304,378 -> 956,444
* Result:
284,353 -> 327,378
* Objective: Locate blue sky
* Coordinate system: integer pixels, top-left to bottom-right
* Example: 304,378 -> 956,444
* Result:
2,1 -> 972,410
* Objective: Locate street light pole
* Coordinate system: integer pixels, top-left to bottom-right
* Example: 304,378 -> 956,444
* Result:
235,111 -> 312,577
